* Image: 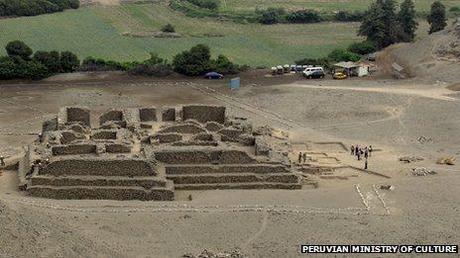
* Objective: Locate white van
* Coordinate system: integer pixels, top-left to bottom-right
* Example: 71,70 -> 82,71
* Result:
302,67 -> 324,77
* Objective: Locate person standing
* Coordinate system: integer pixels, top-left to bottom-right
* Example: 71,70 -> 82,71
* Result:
369,145 -> 373,157
351,145 -> 355,155
364,147 -> 369,160
0,155 -> 4,167
364,158 -> 368,170
302,153 -> 307,163
298,152 -> 302,164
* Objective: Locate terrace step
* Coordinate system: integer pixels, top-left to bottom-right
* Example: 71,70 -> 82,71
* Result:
165,164 -> 291,175
174,182 -> 302,190
27,182 -> 174,201
167,173 -> 300,184
30,175 -> 168,188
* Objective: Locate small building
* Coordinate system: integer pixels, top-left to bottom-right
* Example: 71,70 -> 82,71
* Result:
333,61 -> 369,77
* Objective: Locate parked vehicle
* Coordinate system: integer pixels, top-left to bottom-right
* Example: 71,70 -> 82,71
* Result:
204,72 -> 224,79
304,70 -> 325,79
333,72 -> 347,80
303,67 -> 324,78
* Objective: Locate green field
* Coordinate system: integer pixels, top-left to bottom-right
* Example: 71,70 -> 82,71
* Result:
0,1 -> 441,67
219,0 -> 459,13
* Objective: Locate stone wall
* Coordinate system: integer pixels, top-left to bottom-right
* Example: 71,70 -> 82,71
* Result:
154,150 -> 257,164
182,105 -> 226,124
105,143 -> 131,153
162,107 -> 176,122
52,144 -> 97,156
91,130 -> 117,140
139,107 -> 157,122
166,164 -> 290,175
151,133 -> 182,144
158,124 -> 206,134
39,158 -> 158,177
66,107 -> 90,126
99,110 -> 123,125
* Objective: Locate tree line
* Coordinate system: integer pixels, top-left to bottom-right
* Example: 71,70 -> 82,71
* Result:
0,41 -> 243,80
0,0 -> 79,17
359,0 -> 448,49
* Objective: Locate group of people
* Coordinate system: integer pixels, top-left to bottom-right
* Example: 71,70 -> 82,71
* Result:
351,145 -> 372,169
297,152 -> 307,164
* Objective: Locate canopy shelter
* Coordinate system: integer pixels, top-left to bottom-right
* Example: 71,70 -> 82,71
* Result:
333,61 -> 369,77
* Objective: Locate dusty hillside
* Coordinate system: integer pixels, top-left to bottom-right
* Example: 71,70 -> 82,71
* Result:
380,18 -> 460,84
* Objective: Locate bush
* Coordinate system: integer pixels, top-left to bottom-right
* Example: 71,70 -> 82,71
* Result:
449,6 -> 460,12
161,23 -> 176,33
327,49 -> 361,62
60,51 -> 80,73
347,41 -> 377,55
33,51 -> 61,73
335,11 -> 365,22
0,56 -> 48,80
6,41 -> 33,60
0,0 -> 78,17
286,9 -> 323,23
173,44 -> 212,76
295,57 -> 332,70
210,54 -> 239,74
186,0 -> 219,10
81,57 -> 125,71
257,7 -> 286,24
129,53 -> 173,77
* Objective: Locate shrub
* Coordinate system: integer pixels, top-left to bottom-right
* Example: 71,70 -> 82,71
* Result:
210,54 -> 239,74
161,23 -> 176,33
347,41 -> 377,55
295,57 -> 332,70
257,7 -> 286,24
0,57 -> 17,80
129,53 -> 173,77
335,11 -> 365,22
60,51 -> 80,73
286,9 -> 323,23
173,44 -> 212,76
186,0 -> 219,10
449,6 -> 460,12
81,57 -> 125,71
327,49 -> 361,62
6,41 -> 33,60
33,51 -> 61,73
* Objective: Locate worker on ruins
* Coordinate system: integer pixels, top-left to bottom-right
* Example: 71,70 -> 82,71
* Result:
364,147 -> 369,160
357,149 -> 361,161
364,158 -> 368,170
350,145 -> 354,155
355,145 -> 359,157
0,155 -> 4,167
298,152 -> 302,164
369,145 -> 373,157
302,153 -> 307,163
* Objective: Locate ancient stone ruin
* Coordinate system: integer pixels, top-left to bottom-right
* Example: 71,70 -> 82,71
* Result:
19,105 -> 301,201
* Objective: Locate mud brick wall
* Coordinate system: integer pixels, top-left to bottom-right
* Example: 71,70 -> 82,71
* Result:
139,108 -> 157,122
166,164 -> 290,175
158,124 -> 206,134
192,133 -> 214,142
205,121 -> 223,132
168,174 -> 299,184
105,143 -> 131,153
152,133 -> 182,143
91,130 -> 117,140
66,107 -> 90,126
52,144 -> 97,156
60,131 -> 83,144
42,117 -> 58,133
255,137 -> 270,156
39,159 -> 158,177
182,105 -> 226,124
162,107 -> 176,121
99,110 -> 123,125
154,150 -> 257,164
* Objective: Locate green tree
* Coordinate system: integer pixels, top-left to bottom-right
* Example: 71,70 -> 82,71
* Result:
380,0 -> 400,47
60,51 -> 80,72
173,44 -> 211,76
428,1 -> 447,34
398,0 -> 418,42
161,23 -> 175,33
33,50 -> 61,73
328,49 -> 361,62
5,40 -> 33,60
358,0 -> 386,48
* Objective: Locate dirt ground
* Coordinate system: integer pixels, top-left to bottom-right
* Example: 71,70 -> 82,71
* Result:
0,72 -> 459,257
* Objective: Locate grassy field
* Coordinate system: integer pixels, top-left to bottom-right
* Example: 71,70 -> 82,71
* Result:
219,0 -> 459,13
0,1 -> 440,67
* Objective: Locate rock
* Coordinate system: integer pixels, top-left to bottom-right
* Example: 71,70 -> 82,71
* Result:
399,156 -> 424,163
436,156 -> 456,165
411,167 -> 436,176
379,185 -> 394,191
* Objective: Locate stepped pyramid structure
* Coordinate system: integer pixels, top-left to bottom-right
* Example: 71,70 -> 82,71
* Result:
19,105 -> 301,201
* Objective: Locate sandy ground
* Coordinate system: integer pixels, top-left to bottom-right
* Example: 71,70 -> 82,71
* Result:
0,74 -> 459,257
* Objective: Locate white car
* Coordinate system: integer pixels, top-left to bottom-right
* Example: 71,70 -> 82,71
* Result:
303,67 -> 324,78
